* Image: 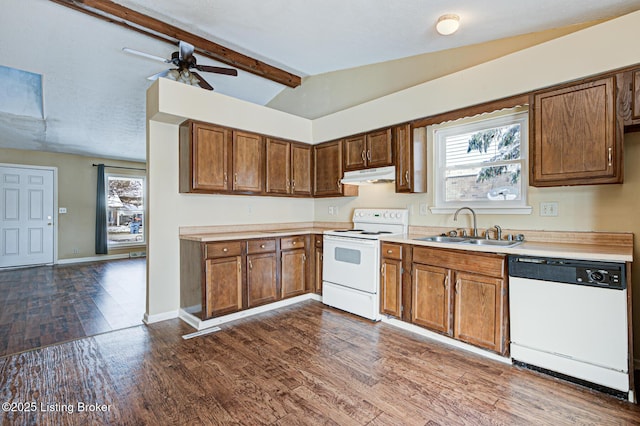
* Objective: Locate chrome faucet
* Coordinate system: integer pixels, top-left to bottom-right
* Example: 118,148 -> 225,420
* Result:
453,207 -> 478,237
493,225 -> 502,240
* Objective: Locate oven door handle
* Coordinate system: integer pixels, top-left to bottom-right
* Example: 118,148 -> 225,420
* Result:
323,235 -> 379,247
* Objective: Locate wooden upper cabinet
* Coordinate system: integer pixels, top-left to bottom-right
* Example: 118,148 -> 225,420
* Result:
366,128 -> 393,168
531,77 -> 622,186
314,140 -> 344,197
179,121 -> 231,193
394,123 -> 412,193
291,143 -> 313,196
616,68 -> 640,129
453,272 -> 506,354
343,129 -> 393,171
265,138 -> 291,195
233,131 -> 264,193
343,135 -> 367,171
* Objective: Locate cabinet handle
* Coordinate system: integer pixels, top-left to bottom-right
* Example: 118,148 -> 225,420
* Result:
302,254 -> 306,262
260,244 -> 266,249
336,179 -> 341,190
608,147 -> 613,167
291,179 -> 295,190
444,276 -> 449,289
224,172 -> 228,184
234,173 -> 238,185
361,150 -> 366,161
405,170 -> 410,185
292,241 -> 297,245
381,263 -> 386,275
249,259 -> 253,269
222,247 -> 228,252
387,249 -> 393,254
367,150 -> 371,161
455,278 -> 460,293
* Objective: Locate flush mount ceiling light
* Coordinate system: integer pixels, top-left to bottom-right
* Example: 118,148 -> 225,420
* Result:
436,14 -> 460,36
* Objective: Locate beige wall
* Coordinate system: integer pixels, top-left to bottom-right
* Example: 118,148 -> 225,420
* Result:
0,148 -> 145,260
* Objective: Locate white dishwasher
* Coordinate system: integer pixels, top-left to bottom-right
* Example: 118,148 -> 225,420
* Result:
508,255 -> 630,399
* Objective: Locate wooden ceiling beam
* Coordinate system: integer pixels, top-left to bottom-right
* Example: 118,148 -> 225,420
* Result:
49,0 -> 302,88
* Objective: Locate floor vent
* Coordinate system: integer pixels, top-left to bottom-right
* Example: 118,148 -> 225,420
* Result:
129,251 -> 146,258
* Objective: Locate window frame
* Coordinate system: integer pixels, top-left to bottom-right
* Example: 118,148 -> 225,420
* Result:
105,173 -> 146,248
431,111 -> 532,215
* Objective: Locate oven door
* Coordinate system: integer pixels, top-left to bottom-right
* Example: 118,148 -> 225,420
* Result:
323,235 -> 379,293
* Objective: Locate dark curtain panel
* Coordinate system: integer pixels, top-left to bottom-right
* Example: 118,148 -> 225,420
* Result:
95,164 -> 108,254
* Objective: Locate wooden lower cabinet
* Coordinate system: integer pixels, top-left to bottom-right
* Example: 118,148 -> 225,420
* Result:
313,234 -> 323,294
281,248 -> 307,299
409,246 -> 508,355
453,272 -> 505,352
380,242 -> 403,318
412,264 -> 451,334
205,255 -> 243,318
247,252 -> 278,308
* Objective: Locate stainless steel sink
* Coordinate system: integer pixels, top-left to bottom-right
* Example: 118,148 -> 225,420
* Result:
461,239 -> 522,247
413,235 -> 522,247
414,236 -> 469,243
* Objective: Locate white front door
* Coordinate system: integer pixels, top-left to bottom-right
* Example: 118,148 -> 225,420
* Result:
0,165 -> 55,267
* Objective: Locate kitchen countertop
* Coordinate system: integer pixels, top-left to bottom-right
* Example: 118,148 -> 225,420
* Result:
382,234 -> 633,263
179,227 -> 332,242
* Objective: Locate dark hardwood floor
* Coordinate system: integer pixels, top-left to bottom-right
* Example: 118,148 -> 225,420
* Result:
1,300 -> 638,425
0,258 -> 146,357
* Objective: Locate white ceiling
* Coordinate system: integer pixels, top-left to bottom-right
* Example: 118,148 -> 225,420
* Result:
2,0 -> 640,162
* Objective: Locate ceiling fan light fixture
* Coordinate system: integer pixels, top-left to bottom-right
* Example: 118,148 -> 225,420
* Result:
436,14 -> 460,36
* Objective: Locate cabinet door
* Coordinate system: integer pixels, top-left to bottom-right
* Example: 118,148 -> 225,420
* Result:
412,263 -> 452,335
291,144 -> 313,196
205,256 -> 242,318
453,271 -> 505,354
180,122 -> 231,192
343,135 -> 367,171
366,128 -> 393,168
247,252 -> 278,308
394,124 -> 412,193
313,236 -> 323,294
380,258 -> 402,317
233,131 -> 264,192
281,249 -> 307,299
314,140 -> 343,197
532,77 -> 621,186
265,138 -> 291,195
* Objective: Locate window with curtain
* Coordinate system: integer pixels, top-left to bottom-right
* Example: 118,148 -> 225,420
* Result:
106,174 -> 146,247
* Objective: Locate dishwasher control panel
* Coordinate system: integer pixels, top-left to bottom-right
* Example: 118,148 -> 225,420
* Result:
508,256 -> 626,290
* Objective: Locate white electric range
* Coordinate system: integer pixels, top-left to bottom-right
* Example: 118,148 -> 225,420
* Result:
322,208 -> 409,320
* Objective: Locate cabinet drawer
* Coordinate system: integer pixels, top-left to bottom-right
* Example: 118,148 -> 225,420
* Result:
205,241 -> 242,258
247,239 -> 276,254
381,243 -> 402,260
281,235 -> 306,250
413,246 -> 505,278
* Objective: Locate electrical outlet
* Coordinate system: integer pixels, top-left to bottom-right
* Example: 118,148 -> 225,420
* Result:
58,207 -> 67,214
540,202 -> 558,217
419,203 -> 428,215
328,206 -> 335,215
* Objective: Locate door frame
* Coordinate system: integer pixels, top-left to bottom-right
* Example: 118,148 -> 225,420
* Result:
0,163 -> 58,267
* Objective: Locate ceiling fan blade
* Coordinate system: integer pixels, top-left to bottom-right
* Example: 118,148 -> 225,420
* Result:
191,72 -> 214,91
196,65 -> 238,76
179,40 -> 195,62
122,47 -> 169,63
146,69 -> 170,81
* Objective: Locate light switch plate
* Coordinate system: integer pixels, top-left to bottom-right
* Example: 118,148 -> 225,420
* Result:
540,202 -> 558,217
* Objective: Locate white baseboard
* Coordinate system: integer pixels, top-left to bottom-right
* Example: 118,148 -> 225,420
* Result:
180,293 -> 320,331
380,315 -> 511,365
143,310 -> 179,324
57,254 -> 130,265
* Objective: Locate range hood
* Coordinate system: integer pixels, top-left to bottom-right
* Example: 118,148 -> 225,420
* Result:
340,166 -> 396,185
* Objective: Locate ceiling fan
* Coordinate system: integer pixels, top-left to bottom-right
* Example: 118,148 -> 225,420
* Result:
123,41 -> 238,90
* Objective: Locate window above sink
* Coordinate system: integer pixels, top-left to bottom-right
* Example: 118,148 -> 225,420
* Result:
430,108 -> 532,215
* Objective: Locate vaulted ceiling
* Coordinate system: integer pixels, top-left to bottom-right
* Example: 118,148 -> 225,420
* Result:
2,0 -> 640,162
